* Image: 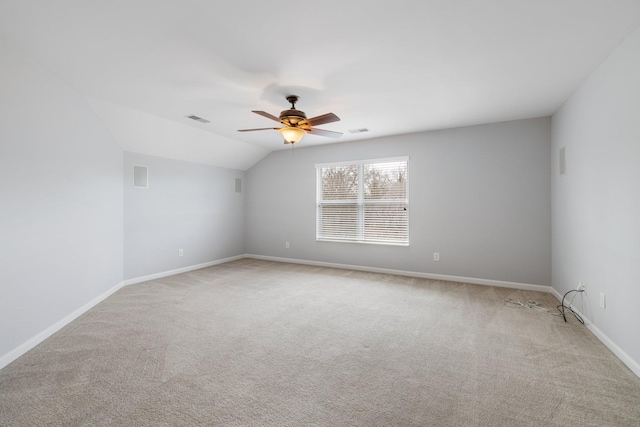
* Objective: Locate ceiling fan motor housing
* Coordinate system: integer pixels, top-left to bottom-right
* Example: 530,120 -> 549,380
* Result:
280,95 -> 307,126
279,109 -> 306,126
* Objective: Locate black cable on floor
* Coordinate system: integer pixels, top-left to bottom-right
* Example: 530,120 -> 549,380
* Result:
557,289 -> 584,324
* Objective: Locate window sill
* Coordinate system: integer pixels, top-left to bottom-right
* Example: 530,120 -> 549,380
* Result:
316,238 -> 410,247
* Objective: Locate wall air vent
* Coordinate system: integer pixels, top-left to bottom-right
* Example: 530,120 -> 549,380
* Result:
559,146 -> 566,175
186,115 -> 210,124
133,165 -> 148,188
348,128 -> 369,134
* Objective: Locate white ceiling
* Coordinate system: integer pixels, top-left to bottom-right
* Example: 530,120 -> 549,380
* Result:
2,0 -> 639,170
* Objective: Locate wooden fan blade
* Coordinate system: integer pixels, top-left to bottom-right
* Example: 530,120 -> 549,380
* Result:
308,128 -> 343,138
252,110 -> 281,122
237,127 -> 280,132
302,112 -> 340,127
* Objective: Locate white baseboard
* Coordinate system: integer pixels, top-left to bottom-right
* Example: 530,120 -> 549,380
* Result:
245,254 -> 552,293
122,255 -> 245,286
0,254 -> 245,372
0,280 -> 126,371
550,288 -> 640,378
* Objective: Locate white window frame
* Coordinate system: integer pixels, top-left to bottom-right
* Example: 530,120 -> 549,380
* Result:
316,156 -> 409,246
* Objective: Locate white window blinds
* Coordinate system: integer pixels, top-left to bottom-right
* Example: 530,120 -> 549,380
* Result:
316,157 -> 409,245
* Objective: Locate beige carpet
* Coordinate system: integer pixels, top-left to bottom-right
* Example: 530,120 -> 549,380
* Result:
1,259 -> 639,426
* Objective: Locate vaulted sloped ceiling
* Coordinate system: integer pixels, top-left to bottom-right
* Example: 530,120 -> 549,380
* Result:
1,0 -> 639,170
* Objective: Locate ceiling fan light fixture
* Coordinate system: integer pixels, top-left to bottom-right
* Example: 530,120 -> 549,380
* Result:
279,126 -> 306,144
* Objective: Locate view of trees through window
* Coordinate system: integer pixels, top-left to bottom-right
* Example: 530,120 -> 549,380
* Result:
316,159 -> 408,244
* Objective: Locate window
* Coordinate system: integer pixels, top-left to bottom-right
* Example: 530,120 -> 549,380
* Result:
316,157 -> 409,245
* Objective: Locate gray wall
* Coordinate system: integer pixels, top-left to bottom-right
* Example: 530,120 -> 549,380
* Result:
124,152 -> 245,279
246,117 -> 551,286
0,35 -> 123,358
552,26 -> 640,367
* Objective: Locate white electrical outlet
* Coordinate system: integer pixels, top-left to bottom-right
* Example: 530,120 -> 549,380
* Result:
285,241 -> 290,249
178,248 -> 183,257
433,252 -> 440,261
578,281 -> 586,292
599,292 -> 606,309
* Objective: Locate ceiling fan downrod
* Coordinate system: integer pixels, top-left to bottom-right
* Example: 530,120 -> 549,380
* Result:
286,95 -> 299,109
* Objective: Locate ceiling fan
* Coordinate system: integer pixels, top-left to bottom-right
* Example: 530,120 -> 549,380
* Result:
238,95 -> 342,144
